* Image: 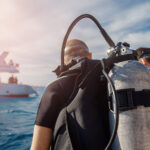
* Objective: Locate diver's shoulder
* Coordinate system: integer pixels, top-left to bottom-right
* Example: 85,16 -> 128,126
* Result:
46,75 -> 76,90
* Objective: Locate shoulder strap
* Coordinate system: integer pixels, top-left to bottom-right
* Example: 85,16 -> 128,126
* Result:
59,58 -> 88,77
53,57 -> 88,76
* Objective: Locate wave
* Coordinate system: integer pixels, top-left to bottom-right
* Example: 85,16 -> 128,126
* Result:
0,88 -> 43,150
0,133 -> 33,150
0,109 -> 35,114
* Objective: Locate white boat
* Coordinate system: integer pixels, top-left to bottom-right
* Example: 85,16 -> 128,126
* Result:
0,51 -> 37,97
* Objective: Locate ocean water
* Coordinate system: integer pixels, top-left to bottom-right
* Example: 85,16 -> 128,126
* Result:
0,87 -> 45,150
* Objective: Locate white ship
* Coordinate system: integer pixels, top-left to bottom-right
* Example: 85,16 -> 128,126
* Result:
0,51 -> 37,97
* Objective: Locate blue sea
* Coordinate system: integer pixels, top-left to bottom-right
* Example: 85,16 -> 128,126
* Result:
0,87 -> 45,150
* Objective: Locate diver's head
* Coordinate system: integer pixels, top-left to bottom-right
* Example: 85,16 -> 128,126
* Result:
136,47 -> 150,68
64,39 -> 92,64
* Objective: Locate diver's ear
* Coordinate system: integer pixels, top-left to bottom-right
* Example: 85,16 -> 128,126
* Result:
139,58 -> 146,65
88,52 -> 92,59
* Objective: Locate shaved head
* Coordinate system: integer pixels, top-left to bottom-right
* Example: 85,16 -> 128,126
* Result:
64,39 -> 92,64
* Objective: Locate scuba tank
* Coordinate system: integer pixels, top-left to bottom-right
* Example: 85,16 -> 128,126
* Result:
107,43 -> 150,150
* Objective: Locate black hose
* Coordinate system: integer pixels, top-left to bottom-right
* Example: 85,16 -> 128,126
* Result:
101,59 -> 119,150
61,14 -> 115,70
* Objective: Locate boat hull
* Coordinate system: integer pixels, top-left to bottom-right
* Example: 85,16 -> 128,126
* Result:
0,94 -> 29,97
0,83 -> 37,97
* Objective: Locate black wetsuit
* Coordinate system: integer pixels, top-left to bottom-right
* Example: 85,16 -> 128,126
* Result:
35,75 -> 76,129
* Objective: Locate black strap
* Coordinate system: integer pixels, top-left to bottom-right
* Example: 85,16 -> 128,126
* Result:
102,54 -> 137,73
109,89 -> 150,111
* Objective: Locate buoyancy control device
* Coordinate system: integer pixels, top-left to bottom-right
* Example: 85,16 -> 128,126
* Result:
52,58 -> 109,150
53,14 -> 150,150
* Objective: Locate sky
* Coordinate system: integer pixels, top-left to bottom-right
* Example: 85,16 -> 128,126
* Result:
0,0 -> 150,86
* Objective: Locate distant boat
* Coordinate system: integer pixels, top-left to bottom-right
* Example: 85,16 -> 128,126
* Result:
0,51 -> 37,97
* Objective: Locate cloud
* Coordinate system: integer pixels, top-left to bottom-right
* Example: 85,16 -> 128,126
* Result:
0,0 -> 150,86
123,31 -> 150,48
107,1 -> 150,32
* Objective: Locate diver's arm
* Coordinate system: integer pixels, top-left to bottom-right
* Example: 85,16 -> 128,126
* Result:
30,125 -> 52,150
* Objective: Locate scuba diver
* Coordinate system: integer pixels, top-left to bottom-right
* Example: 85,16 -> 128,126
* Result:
31,14 -> 150,150
136,47 -> 150,68
30,39 -> 93,150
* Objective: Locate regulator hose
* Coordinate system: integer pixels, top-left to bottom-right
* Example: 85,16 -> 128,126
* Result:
61,14 -> 115,70
101,59 -> 119,150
